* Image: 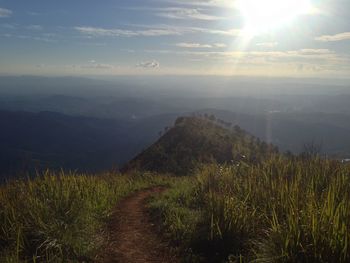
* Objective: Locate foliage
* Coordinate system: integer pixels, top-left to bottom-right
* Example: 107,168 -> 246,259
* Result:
0,171 -> 168,262
151,157 -> 350,262
126,117 -> 278,175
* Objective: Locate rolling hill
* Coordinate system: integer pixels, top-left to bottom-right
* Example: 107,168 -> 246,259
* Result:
124,116 -> 278,175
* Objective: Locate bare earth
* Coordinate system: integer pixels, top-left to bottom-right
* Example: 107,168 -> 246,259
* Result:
99,187 -> 179,263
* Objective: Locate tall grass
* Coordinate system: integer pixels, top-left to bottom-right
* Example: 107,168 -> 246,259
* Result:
0,170 -> 168,262
2,157 -> 349,262
152,157 -> 350,262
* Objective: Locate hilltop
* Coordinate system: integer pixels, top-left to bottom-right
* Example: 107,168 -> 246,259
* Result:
124,116 -> 278,175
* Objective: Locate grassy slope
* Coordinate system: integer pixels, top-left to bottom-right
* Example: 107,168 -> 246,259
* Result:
150,157 -> 350,263
125,116 -> 278,175
0,171 -> 171,262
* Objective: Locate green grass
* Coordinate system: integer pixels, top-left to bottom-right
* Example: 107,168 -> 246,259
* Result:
151,157 -> 350,262
0,170 -> 170,262
2,156 -> 350,263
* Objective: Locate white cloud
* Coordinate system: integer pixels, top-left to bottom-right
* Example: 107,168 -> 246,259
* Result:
26,25 -> 43,31
214,43 -> 227,48
27,12 -> 40,16
162,0 -> 235,8
176,42 -> 212,48
75,26 -> 183,37
72,61 -> 115,70
256,42 -> 279,48
298,49 -> 333,55
143,48 -> 350,76
1,23 -> 16,29
82,63 -> 114,69
0,7 -> 12,17
145,49 -> 341,62
315,32 -> 350,42
165,0 -> 323,14
2,34 -> 56,43
75,25 -> 241,38
74,27 -> 138,37
157,7 -> 223,20
196,28 -> 241,36
176,42 -> 227,48
142,24 -> 242,36
136,60 -> 160,68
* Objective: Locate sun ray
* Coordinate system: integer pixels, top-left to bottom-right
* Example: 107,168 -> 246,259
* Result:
237,0 -> 313,35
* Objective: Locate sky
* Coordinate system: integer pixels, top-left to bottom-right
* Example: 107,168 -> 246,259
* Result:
0,0 -> 349,78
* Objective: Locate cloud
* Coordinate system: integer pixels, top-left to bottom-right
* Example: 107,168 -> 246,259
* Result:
74,27 -> 138,37
75,26 -> 183,37
27,12 -> 40,16
26,25 -> 43,31
315,32 -> 350,42
72,61 -> 115,70
176,42 -> 212,48
157,7 -> 224,20
193,27 -> 241,36
297,49 -> 333,55
165,0 -> 322,14
214,43 -> 227,48
256,42 -> 279,48
75,25 -> 241,38
162,0 -> 234,8
145,49 -> 341,63
2,33 -> 56,43
1,23 -> 16,29
136,60 -> 160,68
137,24 -> 242,36
176,42 -> 227,48
0,7 -> 12,17
82,63 -> 114,69
36,64 -> 45,68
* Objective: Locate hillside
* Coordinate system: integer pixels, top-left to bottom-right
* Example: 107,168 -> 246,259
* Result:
124,116 -> 278,175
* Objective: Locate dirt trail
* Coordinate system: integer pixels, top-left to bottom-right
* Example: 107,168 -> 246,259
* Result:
99,187 -> 179,263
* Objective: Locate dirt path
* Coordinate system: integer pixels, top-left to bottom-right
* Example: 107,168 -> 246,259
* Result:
99,187 -> 179,263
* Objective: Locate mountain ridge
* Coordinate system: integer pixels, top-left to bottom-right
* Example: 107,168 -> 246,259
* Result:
124,116 -> 278,175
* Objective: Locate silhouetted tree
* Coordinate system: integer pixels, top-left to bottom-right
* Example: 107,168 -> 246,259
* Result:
301,140 -> 322,159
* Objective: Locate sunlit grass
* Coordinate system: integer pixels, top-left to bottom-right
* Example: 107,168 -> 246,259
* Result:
0,170 -> 169,262
151,157 -> 350,262
2,157 -> 349,262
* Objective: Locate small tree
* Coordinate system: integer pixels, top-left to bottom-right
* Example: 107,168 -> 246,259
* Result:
301,140 -> 322,159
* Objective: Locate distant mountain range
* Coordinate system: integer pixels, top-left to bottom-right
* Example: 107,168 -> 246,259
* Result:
2,107 -> 350,179
1,76 -> 350,179
0,110 -> 177,179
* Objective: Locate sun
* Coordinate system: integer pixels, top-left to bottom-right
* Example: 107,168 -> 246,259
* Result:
237,0 -> 313,35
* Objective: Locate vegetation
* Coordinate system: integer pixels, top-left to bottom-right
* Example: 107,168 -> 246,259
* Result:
1,116 -> 350,262
150,157 -> 350,262
125,116 -> 278,175
0,171 -> 170,262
